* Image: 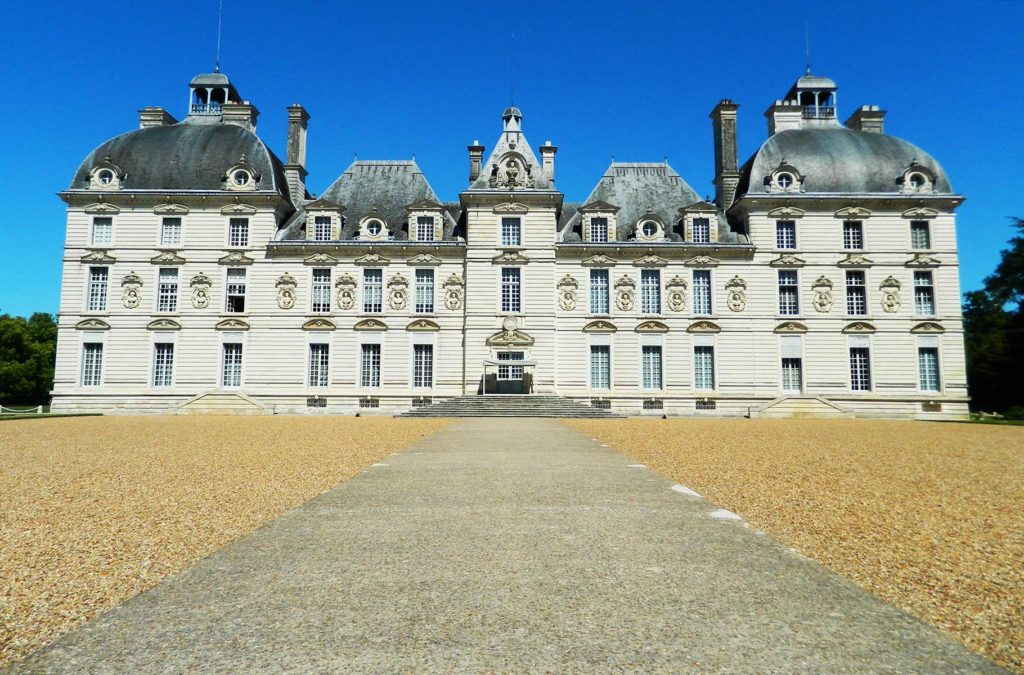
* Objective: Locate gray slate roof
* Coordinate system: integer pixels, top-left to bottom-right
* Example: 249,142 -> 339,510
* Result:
735,127 -> 952,197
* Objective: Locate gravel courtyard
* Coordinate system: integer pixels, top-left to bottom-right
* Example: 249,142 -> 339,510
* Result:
0,416 -> 450,667
568,418 -> 1024,671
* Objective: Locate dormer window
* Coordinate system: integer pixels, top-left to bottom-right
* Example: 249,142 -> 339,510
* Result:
578,201 -> 619,243
97,169 -> 115,185
691,218 -> 711,243
232,170 -> 252,187
642,221 -> 658,237
367,219 -> 383,235
358,213 -> 390,241
223,155 -> 260,192
313,216 -> 332,242
416,216 -> 436,242
898,163 -> 936,194
635,214 -> 665,242
590,218 -> 609,243
777,173 -> 794,189
88,158 -> 124,190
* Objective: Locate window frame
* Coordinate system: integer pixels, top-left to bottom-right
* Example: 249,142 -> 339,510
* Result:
156,267 -> 179,313
775,220 -> 797,250
500,267 -> 521,313
221,342 -> 244,389
589,217 -> 609,243
589,269 -> 610,315
641,344 -> 664,391
842,220 -> 864,250
693,345 -> 716,391
362,268 -> 384,314
412,343 -> 434,388
416,216 -> 436,243
160,217 -> 183,247
781,357 -> 803,393
86,266 -> 109,312
360,343 -> 382,388
152,342 -> 175,388
81,342 -> 104,386
918,346 -> 941,393
91,216 -> 113,246
692,269 -> 713,316
308,342 -> 330,388
225,267 -> 247,313
849,346 -> 872,392
589,344 -> 611,390
691,217 -> 711,244
914,271 -> 936,317
910,220 -> 931,250
845,270 -> 867,316
311,268 -> 332,314
500,217 -> 522,247
312,216 -> 332,243
778,269 -> 800,316
640,269 -> 661,315
227,217 -> 250,248
414,268 -> 435,314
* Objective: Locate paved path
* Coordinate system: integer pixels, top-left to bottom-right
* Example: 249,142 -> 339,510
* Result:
17,419 -> 999,673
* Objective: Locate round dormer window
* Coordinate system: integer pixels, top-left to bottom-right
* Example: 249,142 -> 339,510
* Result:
908,172 -> 927,189
641,221 -> 659,238
366,219 -> 383,236
776,172 -> 794,189
97,169 -> 115,185
232,170 -> 252,187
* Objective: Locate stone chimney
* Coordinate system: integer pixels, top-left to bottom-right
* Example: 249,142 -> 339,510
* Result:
764,99 -> 803,135
285,104 -> 310,202
138,107 -> 177,129
845,105 -> 886,134
540,141 -> 557,183
709,100 -> 740,209
468,141 -> 485,182
221,101 -> 260,132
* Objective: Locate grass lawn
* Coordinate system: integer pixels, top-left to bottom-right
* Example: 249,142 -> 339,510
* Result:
0,416 -> 450,667
567,418 -> 1024,672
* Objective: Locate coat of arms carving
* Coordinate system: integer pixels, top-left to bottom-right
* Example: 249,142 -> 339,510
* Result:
275,273 -> 298,310
444,274 -> 465,311
666,275 -> 688,312
557,275 -> 578,311
811,276 -> 834,313
615,275 -> 636,311
880,276 -> 901,313
189,273 -> 212,309
121,272 -> 143,309
725,276 -> 747,312
335,273 -> 357,310
387,274 -> 409,310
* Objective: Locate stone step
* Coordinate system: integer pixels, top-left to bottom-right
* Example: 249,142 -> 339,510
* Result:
397,395 -> 623,418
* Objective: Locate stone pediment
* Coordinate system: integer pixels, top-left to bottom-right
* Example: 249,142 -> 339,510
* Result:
302,318 -> 336,331
905,253 -> 941,268
679,200 -> 718,213
305,197 -> 344,211
492,201 -> 530,213
911,321 -> 945,334
901,206 -> 939,219
406,253 -> 443,266
147,318 -> 181,331
635,320 -> 669,333
215,318 -> 250,331
406,319 -> 440,332
81,249 -> 116,263
684,255 -> 720,267
150,250 -> 186,265
767,206 -> 806,219
834,206 -> 872,219
837,253 -> 874,267
406,198 -> 443,211
769,254 -> 806,267
353,318 -> 388,331
304,252 -> 339,266
492,250 -> 530,264
220,203 -> 257,215
687,320 -> 721,333
485,328 -> 535,347
83,202 -> 121,214
219,251 -> 255,266
579,199 -> 620,213
633,254 -> 668,267
774,321 -> 808,334
581,253 -> 616,267
153,203 -> 189,215
354,253 -> 391,266
582,319 -> 617,333
842,321 -> 876,334
75,318 -> 110,330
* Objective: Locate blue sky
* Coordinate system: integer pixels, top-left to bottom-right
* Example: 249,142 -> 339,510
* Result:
1,0 -> 1021,317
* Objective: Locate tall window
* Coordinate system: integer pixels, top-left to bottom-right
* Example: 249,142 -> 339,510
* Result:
360,344 -> 381,387
413,344 -> 433,387
589,269 -> 609,314
693,270 -> 712,315
776,220 -> 796,249
311,269 -> 332,313
918,347 -> 940,392
91,217 -> 112,245
160,217 -> 182,246
910,220 -> 931,249
157,268 -> 179,313
694,345 -> 715,390
850,347 -> 871,391
781,358 -> 802,392
641,270 -> 661,314
843,221 -> 863,250
152,343 -> 174,387
501,267 -> 521,313
416,216 -> 435,242
914,271 -> 935,316
225,268 -> 247,313
415,269 -> 434,313
497,351 -> 524,380
778,270 -> 799,315
501,217 -> 521,246
691,218 -> 711,244
308,343 -> 329,387
313,216 -> 332,242
222,343 -> 243,388
363,269 -> 383,313
590,345 -> 610,389
642,345 -> 663,389
81,343 -> 103,386
87,267 -> 109,311
590,217 -> 609,243
845,271 -> 867,315
228,218 -> 249,247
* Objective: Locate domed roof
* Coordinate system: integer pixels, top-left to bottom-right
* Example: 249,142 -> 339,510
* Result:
68,120 -> 288,194
190,72 -> 230,87
735,127 -> 952,197
502,106 -> 522,118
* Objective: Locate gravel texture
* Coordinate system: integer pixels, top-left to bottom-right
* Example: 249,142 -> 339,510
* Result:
0,415 -> 449,667
567,418 -> 1024,672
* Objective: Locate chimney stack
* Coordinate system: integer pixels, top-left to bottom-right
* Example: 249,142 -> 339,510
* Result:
221,101 -> 259,132
540,141 -> 557,183
709,99 -> 740,210
139,107 -> 177,129
285,104 -> 310,202
845,105 -> 886,134
764,99 -> 803,136
468,141 -> 485,182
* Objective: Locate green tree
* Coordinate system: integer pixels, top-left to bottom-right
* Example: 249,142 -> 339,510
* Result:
963,217 -> 1024,413
0,313 -> 57,406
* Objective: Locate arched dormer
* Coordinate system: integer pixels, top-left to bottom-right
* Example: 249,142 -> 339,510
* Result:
764,159 -> 805,193
488,151 -> 533,190
358,208 -> 391,241
88,156 -> 125,190
635,210 -> 666,242
222,154 -> 261,191
897,161 -> 937,194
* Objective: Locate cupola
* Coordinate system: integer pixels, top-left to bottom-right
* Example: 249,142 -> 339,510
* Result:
188,70 -> 242,116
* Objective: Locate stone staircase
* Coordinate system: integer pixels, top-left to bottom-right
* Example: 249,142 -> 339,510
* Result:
397,395 -> 624,418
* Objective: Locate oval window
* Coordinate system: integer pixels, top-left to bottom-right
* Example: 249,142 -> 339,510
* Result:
366,219 -> 383,235
776,172 -> 794,189
908,173 -> 926,189
641,221 -> 658,237
97,169 -> 114,185
232,170 -> 251,187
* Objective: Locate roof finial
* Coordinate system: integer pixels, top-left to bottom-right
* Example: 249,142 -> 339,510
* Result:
804,17 -> 811,75
509,31 -> 516,106
214,0 -> 224,72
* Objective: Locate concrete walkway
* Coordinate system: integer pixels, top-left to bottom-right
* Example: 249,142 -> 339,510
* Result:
17,419 -> 999,673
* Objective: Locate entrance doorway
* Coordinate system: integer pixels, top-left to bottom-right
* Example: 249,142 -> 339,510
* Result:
480,353 -> 535,394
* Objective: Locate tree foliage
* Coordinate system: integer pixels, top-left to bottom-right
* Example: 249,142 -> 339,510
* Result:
0,313 -> 57,406
963,217 -> 1024,413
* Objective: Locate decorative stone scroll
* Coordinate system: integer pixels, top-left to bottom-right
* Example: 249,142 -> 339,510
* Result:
879,276 -> 902,314
189,273 -> 212,309
218,251 -> 254,266
335,273 -> 357,310
121,272 -> 143,309
666,275 -> 688,312
302,318 -> 336,331
387,274 -> 409,310
75,318 -> 110,330
147,318 -> 181,331
725,276 -> 747,312
614,275 -> 636,311
811,276 -> 834,313
275,273 -> 297,310
151,250 -> 186,265
557,274 -> 578,311
81,250 -> 116,263
444,273 -> 465,311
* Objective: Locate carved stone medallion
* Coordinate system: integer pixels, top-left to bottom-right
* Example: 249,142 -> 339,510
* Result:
121,272 -> 143,309
387,274 -> 409,310
880,276 -> 901,313
335,273 -> 357,310
444,273 -> 465,311
615,274 -> 636,311
725,275 -> 747,312
811,276 -> 834,313
666,275 -> 688,312
557,274 -> 578,311
275,273 -> 297,310
189,273 -> 212,309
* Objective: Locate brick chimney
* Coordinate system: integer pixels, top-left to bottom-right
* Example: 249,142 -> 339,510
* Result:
764,99 -> 803,135
138,107 -> 177,129
540,141 -> 557,183
845,105 -> 886,134
709,99 -> 740,209
221,101 -> 259,132
468,141 -> 485,182
285,104 -> 310,201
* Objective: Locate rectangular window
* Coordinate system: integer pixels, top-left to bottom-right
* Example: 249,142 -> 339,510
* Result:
590,345 -> 610,389
415,269 -> 434,314
693,270 -> 712,315
843,220 -> 863,250
845,271 -> 867,316
642,345 -> 663,390
918,347 -> 940,392
311,269 -> 332,313
413,344 -> 433,387
225,268 -> 247,313
222,343 -> 243,388
910,220 -> 931,250
501,267 -> 521,313
641,270 -> 661,314
157,268 -> 179,313
590,217 -> 609,243
313,216 -> 332,242
589,269 -> 609,314
81,343 -> 103,386
694,345 -> 715,390
497,351 -> 524,380
776,220 -> 796,249
781,357 -> 802,393
91,217 -> 112,245
778,270 -> 799,315
152,343 -> 174,387
501,217 -> 521,246
360,344 -> 381,387
160,217 -> 182,246
308,343 -> 329,387
691,217 -> 711,244
228,218 -> 249,247
363,269 -> 383,313
914,271 -> 935,316
87,267 -> 109,311
850,347 -> 872,391
416,216 -> 435,242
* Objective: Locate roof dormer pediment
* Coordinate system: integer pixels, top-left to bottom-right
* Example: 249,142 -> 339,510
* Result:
579,199 -> 620,213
